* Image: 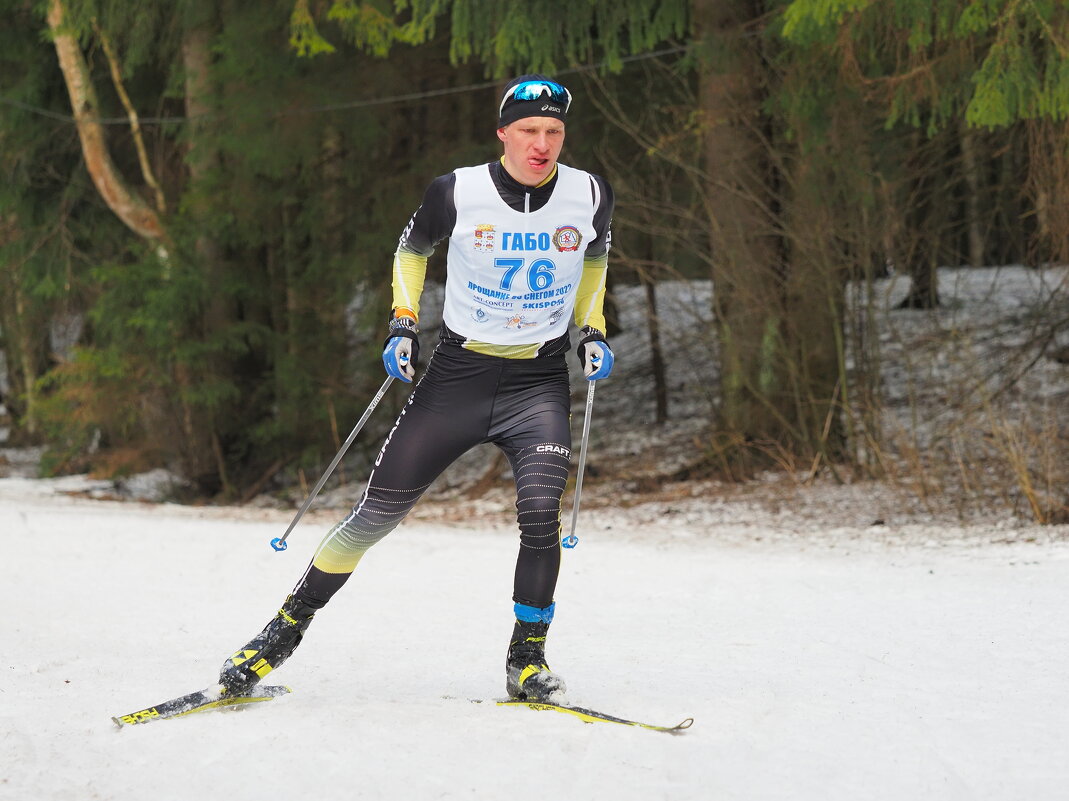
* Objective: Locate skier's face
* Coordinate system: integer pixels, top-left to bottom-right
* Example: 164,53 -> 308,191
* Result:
497,117 -> 566,186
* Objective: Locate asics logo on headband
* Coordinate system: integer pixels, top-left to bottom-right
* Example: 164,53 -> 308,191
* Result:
499,80 -> 572,116
541,104 -> 561,113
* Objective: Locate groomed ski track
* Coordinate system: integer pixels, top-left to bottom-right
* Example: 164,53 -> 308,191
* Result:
2,480 -> 1068,801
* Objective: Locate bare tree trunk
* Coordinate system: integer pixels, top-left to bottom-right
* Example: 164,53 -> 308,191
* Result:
1027,119 -> 1069,264
12,278 -> 38,436
46,0 -> 165,242
316,125 -> 350,470
322,125 -> 345,256
695,0 -> 787,451
94,20 -> 166,215
182,22 -> 227,334
181,19 -> 230,492
0,215 -> 51,441
694,0 -> 854,469
643,273 -> 668,425
961,124 -> 985,268
898,131 -> 943,309
782,158 -> 847,461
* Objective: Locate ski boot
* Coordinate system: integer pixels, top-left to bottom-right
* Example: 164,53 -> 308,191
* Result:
505,603 -> 567,704
219,594 -> 317,694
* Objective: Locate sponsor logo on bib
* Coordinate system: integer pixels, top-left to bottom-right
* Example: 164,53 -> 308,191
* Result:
552,225 -> 582,252
474,224 -> 496,252
472,295 -> 514,310
503,313 -> 538,330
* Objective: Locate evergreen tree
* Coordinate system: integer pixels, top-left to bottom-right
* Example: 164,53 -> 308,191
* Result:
782,0 -> 1069,262
14,0 -> 473,493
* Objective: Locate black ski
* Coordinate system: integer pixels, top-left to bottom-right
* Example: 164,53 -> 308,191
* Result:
112,684 -> 291,727
497,700 -> 693,733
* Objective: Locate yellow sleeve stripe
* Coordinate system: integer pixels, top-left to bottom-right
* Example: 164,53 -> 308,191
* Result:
574,255 -> 608,332
392,249 -> 428,319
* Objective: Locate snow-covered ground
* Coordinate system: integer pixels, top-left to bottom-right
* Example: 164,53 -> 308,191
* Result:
2,265 -> 1068,799
2,476 -> 1068,801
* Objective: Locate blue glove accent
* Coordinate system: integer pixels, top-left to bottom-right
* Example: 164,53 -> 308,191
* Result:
514,601 -> 556,624
382,313 -> 419,382
382,334 -> 417,382
584,342 -> 614,380
576,327 -> 614,381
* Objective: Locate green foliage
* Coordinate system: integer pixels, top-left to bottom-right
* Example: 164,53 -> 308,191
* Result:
34,346 -> 143,476
289,0 -> 409,57
418,0 -> 688,75
328,0 -> 398,57
782,0 -> 1069,131
54,0 -> 181,76
4,0 -> 404,483
967,2 -> 1069,126
1,1 -> 128,442
290,0 -> 337,57
290,0 -> 689,74
4,0 -> 1059,490
782,0 -> 875,43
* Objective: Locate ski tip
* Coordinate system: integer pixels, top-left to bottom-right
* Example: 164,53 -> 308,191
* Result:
111,684 -> 292,728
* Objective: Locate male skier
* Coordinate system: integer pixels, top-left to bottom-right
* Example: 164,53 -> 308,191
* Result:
219,74 -> 615,704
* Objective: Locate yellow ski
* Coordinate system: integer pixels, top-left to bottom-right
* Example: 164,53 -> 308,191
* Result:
113,684 -> 291,727
498,700 -> 693,734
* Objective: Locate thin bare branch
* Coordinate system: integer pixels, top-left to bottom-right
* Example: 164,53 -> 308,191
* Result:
93,19 -> 166,215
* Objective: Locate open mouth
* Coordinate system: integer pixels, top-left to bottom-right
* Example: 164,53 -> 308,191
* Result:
529,157 -> 549,169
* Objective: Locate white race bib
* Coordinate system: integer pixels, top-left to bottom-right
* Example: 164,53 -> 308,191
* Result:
442,164 -> 598,345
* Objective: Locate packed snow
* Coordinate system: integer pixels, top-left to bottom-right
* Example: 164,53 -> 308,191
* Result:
2,476 -> 1067,801
2,265 -> 1069,800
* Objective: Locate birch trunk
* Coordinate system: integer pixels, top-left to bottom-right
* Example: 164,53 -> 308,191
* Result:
46,0 -> 165,242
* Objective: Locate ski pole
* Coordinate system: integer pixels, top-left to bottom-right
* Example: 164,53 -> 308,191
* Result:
270,376 -> 395,552
562,379 -> 596,549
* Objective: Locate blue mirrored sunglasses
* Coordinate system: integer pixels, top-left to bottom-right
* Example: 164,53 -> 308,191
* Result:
499,80 -> 572,116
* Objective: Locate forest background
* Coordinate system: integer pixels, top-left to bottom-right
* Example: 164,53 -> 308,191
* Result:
1,0 -> 1067,523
